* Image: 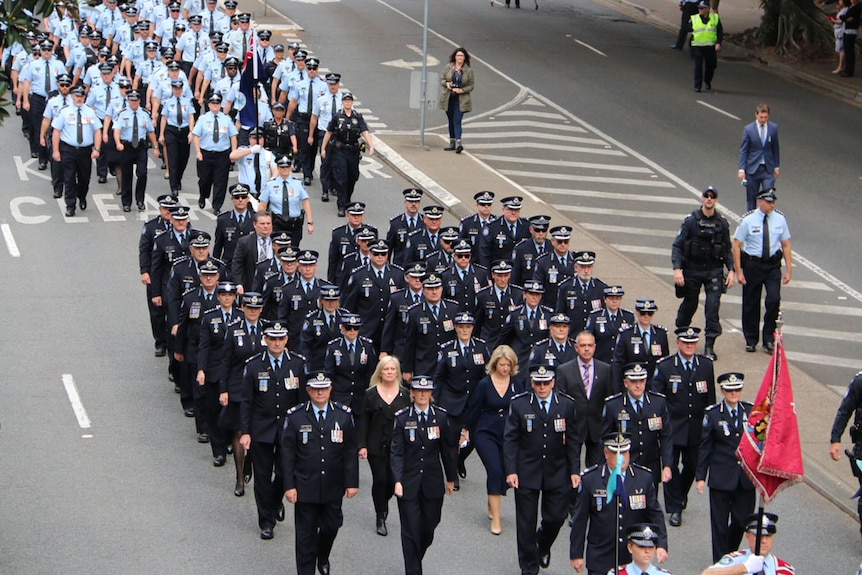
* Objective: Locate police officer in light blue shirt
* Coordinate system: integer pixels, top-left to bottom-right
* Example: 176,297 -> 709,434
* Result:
21,41 -> 67,166
259,154 -> 314,247
229,128 -> 277,198
192,92 -> 237,214
160,79 -> 196,193
114,90 -> 159,212
286,56 -> 326,185
41,74 -> 75,199
52,85 -> 103,217
86,62 -> 123,181
310,72 -> 342,203
731,189 -> 791,354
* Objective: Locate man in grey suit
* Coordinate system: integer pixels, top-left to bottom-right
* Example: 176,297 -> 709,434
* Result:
232,211 -> 274,294
738,103 -> 780,210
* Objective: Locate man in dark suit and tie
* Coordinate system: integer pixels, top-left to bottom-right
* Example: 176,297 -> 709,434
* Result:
738,103 -> 780,210
232,211 -> 274,294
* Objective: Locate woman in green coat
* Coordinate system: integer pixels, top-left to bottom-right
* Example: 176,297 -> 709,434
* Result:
439,47 -> 474,154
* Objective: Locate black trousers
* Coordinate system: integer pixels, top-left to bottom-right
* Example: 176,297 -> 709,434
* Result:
675,2 -> 701,48
708,487 -> 756,562
28,94 -> 48,161
119,142 -> 148,207
96,134 -> 114,177
294,500 -> 344,575
146,283 -> 167,349
47,134 -> 63,196
330,147 -> 360,210
676,266 -> 724,340
250,438 -> 284,530
164,126 -> 190,193
205,378 -> 228,457
272,215 -> 304,249
740,257 -> 782,346
693,45 -> 717,89
397,495 -> 444,575
367,452 -> 396,515
180,359 -> 205,433
665,443 -> 699,513
294,119 -> 316,178
197,148 -> 231,211
59,142 -> 93,211
845,33 -> 858,76
514,486 -> 570,575
317,129 -> 332,193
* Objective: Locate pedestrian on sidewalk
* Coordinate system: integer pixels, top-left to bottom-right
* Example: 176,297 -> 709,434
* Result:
828,0 -> 848,74
839,0 -> 860,77
688,1 -> 723,92
440,47 -> 474,154
737,104 -> 780,210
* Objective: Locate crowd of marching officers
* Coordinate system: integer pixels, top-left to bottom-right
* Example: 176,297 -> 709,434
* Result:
137,177 -> 770,575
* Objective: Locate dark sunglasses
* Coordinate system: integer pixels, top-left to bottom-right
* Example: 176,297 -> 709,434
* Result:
455,254 -> 471,259
343,325 -> 360,331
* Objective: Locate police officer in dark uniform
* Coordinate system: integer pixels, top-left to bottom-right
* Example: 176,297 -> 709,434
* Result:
528,313 -> 577,370
281,371 -> 359,575
569,432 -> 668,575
140,194 -> 177,357
278,249 -> 330,341
166,231 -> 228,332
258,247 -> 298,322
251,233 -> 294,298
503,365 -> 582,575
403,205 -> 445,266
500,280 -> 554,369
440,239 -> 490,311
327,202 -> 372,284
424,226 -> 460,276
474,260 -> 524,351
672,186 -> 734,360
336,226 -> 377,289
261,101 -> 296,160
555,251 -> 607,333
586,286 -> 635,364
197,280 -> 241,465
433,311 -> 490,486
320,91 -> 374,217
612,299 -> 670,391
324,314 -> 379,417
460,190 -> 497,261
212,183 -> 255,262
380,262 -> 427,358
603,363 -> 673,489
175,259 -> 222,438
830,370 -> 862,545
535,225 -> 577,308
511,214 -> 551,287
239,321 -> 308,540
342,239 -> 406,350
391,375 -> 457,575
652,326 -> 716,527
696,372 -> 755,562
479,195 -> 530,269
387,188 -> 425,267
300,286 -> 347,371
400,273 -> 459,381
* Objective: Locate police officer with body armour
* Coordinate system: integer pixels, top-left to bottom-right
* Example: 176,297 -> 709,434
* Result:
321,91 -> 374,217
309,72 -> 343,203
262,101 -> 297,160
830,369 -> 862,546
672,186 -> 734,360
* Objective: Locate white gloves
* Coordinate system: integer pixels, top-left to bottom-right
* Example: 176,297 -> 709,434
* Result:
743,555 -> 764,573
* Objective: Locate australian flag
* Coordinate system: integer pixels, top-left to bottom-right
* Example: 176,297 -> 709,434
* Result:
238,29 -> 265,128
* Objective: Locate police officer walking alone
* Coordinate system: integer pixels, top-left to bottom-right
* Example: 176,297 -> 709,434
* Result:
688,1 -> 722,92
672,186 -> 734,360
321,92 -> 374,217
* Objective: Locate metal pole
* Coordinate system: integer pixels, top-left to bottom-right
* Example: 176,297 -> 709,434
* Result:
419,0 -> 429,148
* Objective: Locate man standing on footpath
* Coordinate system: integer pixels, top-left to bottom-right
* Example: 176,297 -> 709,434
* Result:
738,104 -> 780,210
671,186 -> 734,360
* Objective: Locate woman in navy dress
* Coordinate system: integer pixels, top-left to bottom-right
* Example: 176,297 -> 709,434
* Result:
461,344 -> 525,535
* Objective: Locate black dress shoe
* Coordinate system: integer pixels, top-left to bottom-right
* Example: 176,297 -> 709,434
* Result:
53,191 -> 63,198
79,198 -> 87,210
745,344 -> 757,352
457,459 -> 467,479
234,486 -> 245,497
198,196 -> 206,209
703,346 -> 717,361
376,516 -> 388,536
303,176 -> 312,186
183,408 -> 195,417
260,528 -> 274,540
65,208 -> 75,217
169,373 -> 175,382
670,44 -> 683,49
213,455 -> 226,467
277,504 -> 285,521
38,162 -> 47,170
154,346 -> 166,357
226,444 -> 234,455
452,482 -> 460,491
123,206 -> 131,212
705,82 -> 712,90
115,188 -> 122,196
669,512 -> 682,526
174,384 -> 181,393
539,547 -> 551,568
763,342 -> 775,353
197,433 -> 210,443
317,560 -> 330,575
31,152 -> 38,158
337,208 -> 345,217
321,192 -> 329,202
212,207 -> 220,215
98,176 -> 107,184
138,202 -> 146,211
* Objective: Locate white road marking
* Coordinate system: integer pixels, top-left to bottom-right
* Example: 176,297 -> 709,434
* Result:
785,351 -> 862,370
474,154 -> 653,173
497,110 -> 567,120
61,374 -> 92,430
1,224 -> 20,257
9,197 -> 51,224
466,131 -> 608,145
645,265 -> 673,275
574,39 -> 607,57
726,319 -> 862,342
531,187 -> 696,203
505,170 -> 674,187
582,223 -> 677,237
468,120 -> 588,133
561,206 -> 684,220
468,142 -> 625,156
696,100 -> 741,120
611,244 -> 669,256
721,294 -> 862,314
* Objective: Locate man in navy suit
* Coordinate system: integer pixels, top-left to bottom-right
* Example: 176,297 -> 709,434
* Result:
738,103 -> 780,210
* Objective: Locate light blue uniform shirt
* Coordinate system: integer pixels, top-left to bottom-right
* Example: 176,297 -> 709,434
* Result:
157,17 -> 189,47
236,146 -> 276,192
192,110 -> 236,151
733,208 -> 790,258
21,57 -> 68,97
52,103 -> 102,146
96,7 -> 122,37
154,75 -> 192,100
136,58 -> 166,85
278,65 -> 305,94
162,95 -> 194,128
114,106 -> 155,142
312,91 -> 341,132
259,176 -> 308,217
197,8 -> 230,34
86,81 -> 123,119
176,29 -> 207,62
287,76 -> 326,117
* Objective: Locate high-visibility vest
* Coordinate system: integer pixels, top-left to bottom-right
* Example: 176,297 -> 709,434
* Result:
690,13 -> 719,46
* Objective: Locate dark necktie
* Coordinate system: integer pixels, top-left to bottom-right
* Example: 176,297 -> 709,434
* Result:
331,93 -> 337,116
529,309 -> 535,322
209,11 -> 214,33
306,79 -> 313,115
348,342 -> 355,363
761,214 -> 769,260
328,314 -> 335,331
642,331 -> 650,349
282,180 -> 290,218
249,325 -> 255,340
685,360 -> 693,377
430,234 -> 437,250
559,256 -> 567,268
76,108 -> 83,144
274,357 -> 280,371
106,84 -> 112,108
731,408 -> 738,428
419,412 -> 427,428
508,223 -> 515,237
635,399 -> 642,414
131,112 -> 139,147
377,270 -> 384,281
431,305 -> 439,320
254,150 -> 262,195
62,96 -> 67,107
44,60 -> 50,95
413,294 -> 420,304
318,409 -> 325,424
242,33 -> 247,57
194,32 -> 200,58
213,115 -> 220,143
205,293 -> 213,305
176,96 -> 182,125
541,400 -> 548,415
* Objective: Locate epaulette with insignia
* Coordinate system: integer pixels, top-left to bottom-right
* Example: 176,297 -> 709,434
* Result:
286,404 -> 303,415
289,351 -> 307,361
394,406 -> 410,417
145,214 -> 160,224
434,405 -> 448,413
216,210 -> 231,220
182,287 -> 196,296
304,309 -> 319,320
212,256 -> 226,266
606,391 -> 624,401
334,402 -> 352,413
740,400 -> 754,408
474,337 -> 487,344
775,209 -> 786,216
534,338 -> 550,346
513,238 -> 530,248
581,464 -> 599,475
171,255 -> 189,266
705,403 -> 720,411
621,308 -> 634,314
358,335 -> 373,343
406,301 -> 421,311
459,213 -> 473,222
618,325 -> 635,334
327,337 -> 340,345
631,462 -> 653,472
511,390 -> 530,400
656,355 -> 673,365
742,209 -> 757,218
559,391 -> 576,402
655,324 -> 668,332
647,390 -> 666,398
389,213 -> 402,222
390,263 -> 405,271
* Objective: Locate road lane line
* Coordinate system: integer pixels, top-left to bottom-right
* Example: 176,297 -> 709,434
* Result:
466,132 -> 608,145
564,206 -> 684,220
468,142 -> 626,156
574,39 -> 607,57
468,120 -> 588,132
1,224 -> 21,257
611,244 -> 669,256
505,170 -> 674,187
726,319 -> 862,342
721,294 -> 862,314
61,374 -> 92,430
696,100 -> 741,120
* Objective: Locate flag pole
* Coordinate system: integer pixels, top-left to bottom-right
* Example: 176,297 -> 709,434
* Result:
251,18 -> 259,134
